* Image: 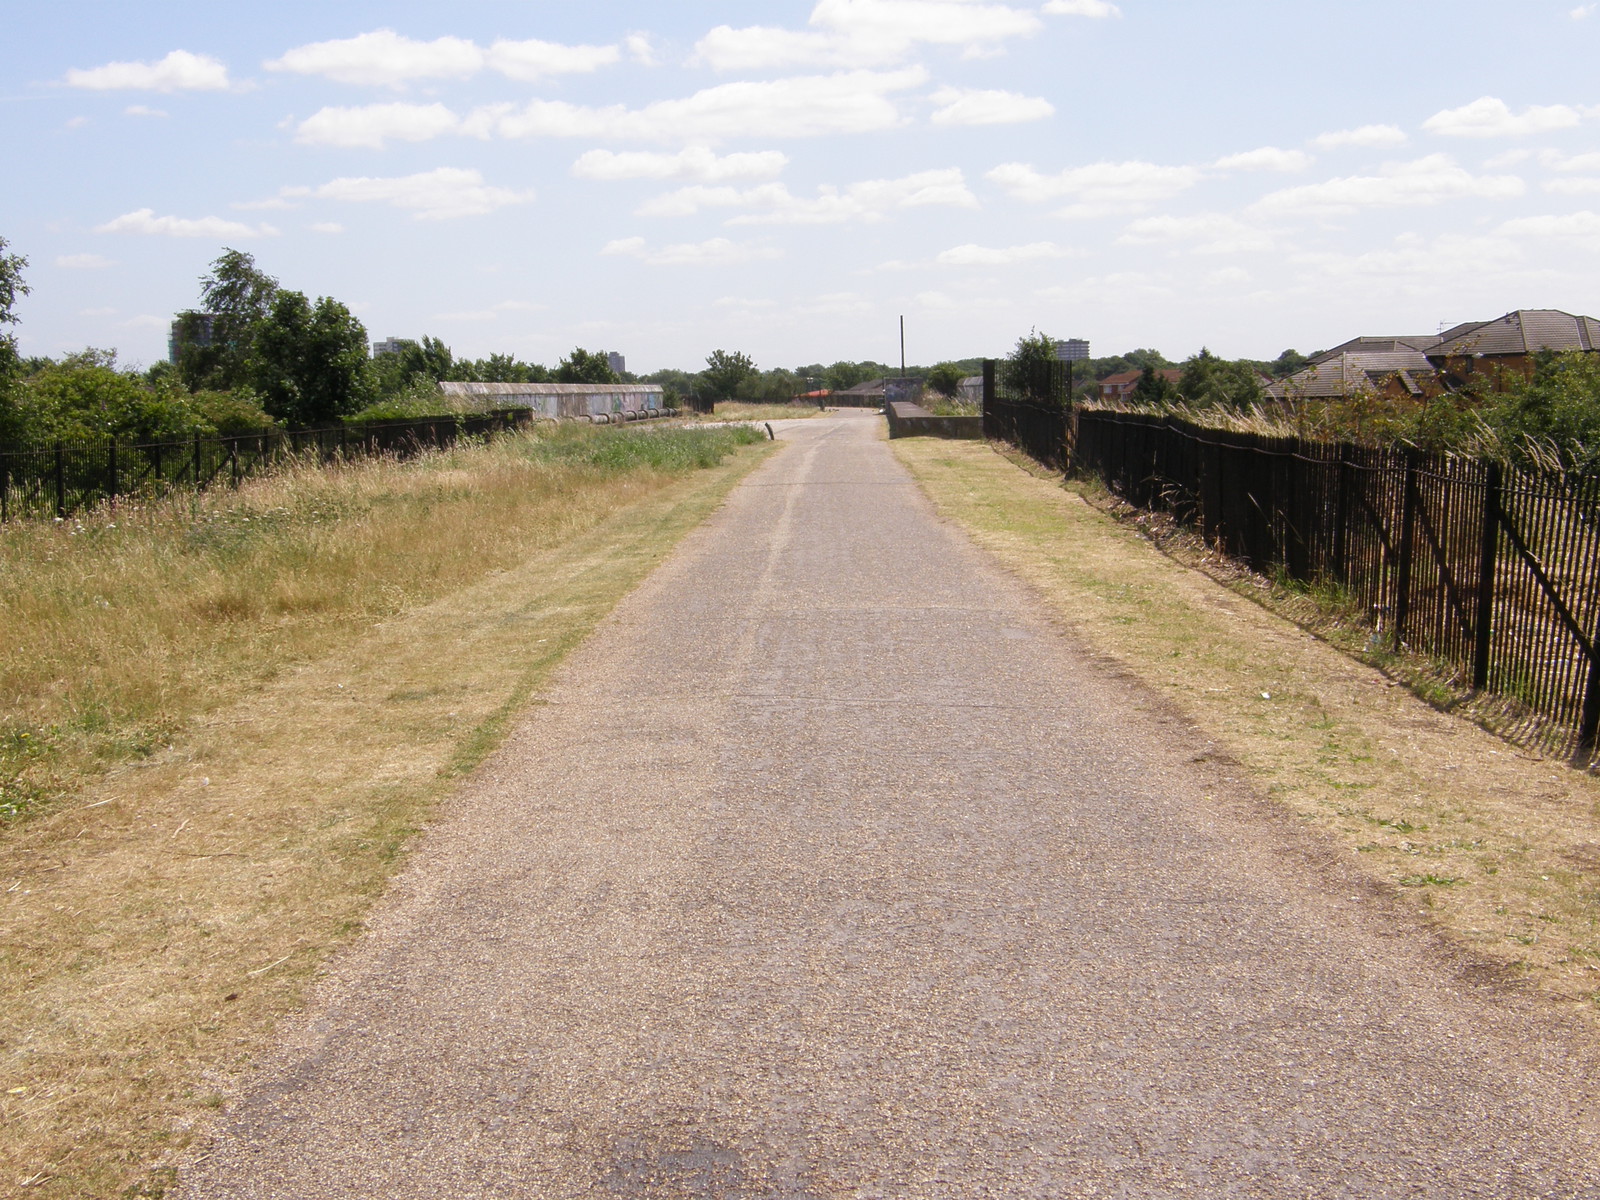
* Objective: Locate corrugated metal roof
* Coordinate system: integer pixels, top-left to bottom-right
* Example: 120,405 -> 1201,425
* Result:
1429,310 -> 1600,357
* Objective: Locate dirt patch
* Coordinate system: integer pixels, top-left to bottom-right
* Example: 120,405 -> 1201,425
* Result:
894,437 -> 1600,1020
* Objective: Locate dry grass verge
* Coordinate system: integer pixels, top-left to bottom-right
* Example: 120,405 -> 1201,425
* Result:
688,403 -> 826,423
0,423 -> 771,1197
894,437 -> 1600,1021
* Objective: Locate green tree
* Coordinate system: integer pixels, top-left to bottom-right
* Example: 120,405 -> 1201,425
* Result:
555,347 -> 620,384
1132,365 -> 1175,405
1269,348 -> 1311,378
0,236 -> 30,441
1481,350 -> 1600,470
1001,330 -> 1063,404
177,248 -> 280,391
1176,348 -> 1263,410
700,349 -> 757,400
822,360 -> 886,392
250,291 -> 370,425
926,362 -> 965,399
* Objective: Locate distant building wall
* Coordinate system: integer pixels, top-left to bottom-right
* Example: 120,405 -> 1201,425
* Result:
606,351 -> 627,376
372,337 -> 408,357
439,381 -> 664,418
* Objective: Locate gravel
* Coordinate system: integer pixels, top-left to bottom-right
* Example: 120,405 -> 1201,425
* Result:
179,412 -> 1600,1199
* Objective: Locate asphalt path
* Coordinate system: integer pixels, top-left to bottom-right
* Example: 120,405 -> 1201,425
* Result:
181,411 -> 1600,1199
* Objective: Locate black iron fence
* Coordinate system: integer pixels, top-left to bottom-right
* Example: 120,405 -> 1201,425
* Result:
1070,410 -> 1600,762
980,359 -> 1071,472
0,409 -> 537,522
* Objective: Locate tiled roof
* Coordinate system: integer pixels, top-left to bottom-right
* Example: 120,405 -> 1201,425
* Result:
1309,335 -> 1441,365
1429,310 -> 1600,357
1268,350 -> 1437,399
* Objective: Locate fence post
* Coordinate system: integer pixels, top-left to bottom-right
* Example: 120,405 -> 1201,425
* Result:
981,360 -> 996,440
106,438 -> 118,505
1,454 -> 9,523
55,441 -> 66,518
1331,445 -> 1350,583
230,438 -> 240,487
1393,452 -> 1418,650
1472,461 -> 1501,691
194,432 -> 203,486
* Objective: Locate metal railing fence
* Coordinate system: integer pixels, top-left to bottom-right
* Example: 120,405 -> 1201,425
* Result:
0,409 -> 537,522
1068,409 -> 1600,762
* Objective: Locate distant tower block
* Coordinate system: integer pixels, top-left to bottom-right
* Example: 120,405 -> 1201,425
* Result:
1055,339 -> 1090,363
606,351 -> 627,376
372,337 -> 408,357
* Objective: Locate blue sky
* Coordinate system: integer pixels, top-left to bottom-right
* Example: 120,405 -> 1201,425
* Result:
6,0 -> 1600,373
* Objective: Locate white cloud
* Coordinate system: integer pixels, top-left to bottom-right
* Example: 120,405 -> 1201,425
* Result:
1291,232 -> 1525,285
1118,213 -> 1279,254
1213,146 -> 1312,172
79,307 -> 118,317
1545,178 -> 1600,195
56,253 -> 115,269
291,167 -> 534,221
929,86 -> 1053,126
494,69 -> 927,142
65,116 -> 90,130
124,105 -> 169,118
486,38 -> 620,82
266,29 -> 618,87
987,159 -> 1201,217
1251,154 -> 1525,216
65,49 -> 229,93
1422,96 -> 1583,138
1572,4 -> 1596,18
1500,210 -> 1600,250
311,222 -> 345,234
1310,124 -> 1408,150
294,71 -> 927,147
571,146 -> 789,183
267,30 -> 481,86
601,236 -> 783,267
916,290 -> 959,310
94,209 -> 277,238
796,291 -> 875,316
294,102 -> 461,148
1042,0 -> 1122,15
936,241 -> 1069,265
233,196 -> 300,211
1539,149 -> 1600,172
639,169 -> 977,224
694,0 -> 1043,70
625,34 -> 659,66
121,315 -> 171,330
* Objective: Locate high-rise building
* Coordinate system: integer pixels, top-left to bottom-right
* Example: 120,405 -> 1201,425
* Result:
1054,339 -> 1090,362
372,337 -> 409,357
606,351 -> 626,376
169,313 -> 217,364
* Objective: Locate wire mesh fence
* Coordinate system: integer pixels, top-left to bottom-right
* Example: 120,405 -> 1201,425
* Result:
0,409 -> 538,523
1066,409 -> 1600,763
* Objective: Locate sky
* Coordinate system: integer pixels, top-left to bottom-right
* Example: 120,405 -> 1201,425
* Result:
6,0 -> 1600,375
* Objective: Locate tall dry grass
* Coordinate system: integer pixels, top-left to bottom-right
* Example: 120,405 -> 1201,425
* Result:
1,419 -> 770,1197
0,422 -> 763,823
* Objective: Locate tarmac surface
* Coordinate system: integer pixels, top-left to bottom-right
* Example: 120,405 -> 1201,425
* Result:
181,411 -> 1600,1199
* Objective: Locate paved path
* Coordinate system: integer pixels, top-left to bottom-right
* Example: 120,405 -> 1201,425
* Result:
182,413 -> 1600,1199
